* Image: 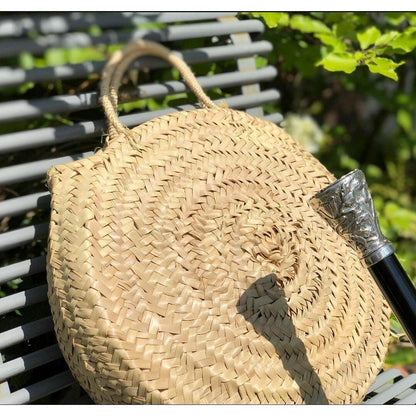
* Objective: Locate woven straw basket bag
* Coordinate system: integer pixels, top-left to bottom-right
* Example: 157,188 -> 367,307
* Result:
46,39 -> 391,405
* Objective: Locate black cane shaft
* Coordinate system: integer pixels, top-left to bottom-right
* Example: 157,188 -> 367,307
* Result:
369,253 -> 416,348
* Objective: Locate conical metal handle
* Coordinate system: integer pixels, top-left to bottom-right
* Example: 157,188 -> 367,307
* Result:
310,169 -> 394,266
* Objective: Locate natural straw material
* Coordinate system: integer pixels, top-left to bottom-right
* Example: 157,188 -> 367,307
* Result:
47,39 -> 390,405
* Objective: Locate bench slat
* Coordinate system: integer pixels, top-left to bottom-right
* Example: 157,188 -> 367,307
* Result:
0,370 -> 75,404
0,316 -> 54,350
365,368 -> 403,394
0,192 -> 50,219
264,113 -> 284,125
364,374 -> 416,404
396,390 -> 416,405
0,344 -> 61,382
0,223 -> 49,252
0,256 -> 47,285
0,285 -> 48,315
0,153 -> 93,186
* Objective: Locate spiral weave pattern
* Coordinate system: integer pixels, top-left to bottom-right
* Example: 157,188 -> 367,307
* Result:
46,41 -> 390,405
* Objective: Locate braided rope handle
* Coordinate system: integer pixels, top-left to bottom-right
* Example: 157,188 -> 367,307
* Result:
100,39 -> 218,137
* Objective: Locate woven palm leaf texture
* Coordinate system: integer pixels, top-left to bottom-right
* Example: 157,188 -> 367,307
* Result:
46,40 -> 391,404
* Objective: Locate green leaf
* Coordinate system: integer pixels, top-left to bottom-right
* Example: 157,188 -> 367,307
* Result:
365,164 -> 382,179
365,57 -> 404,81
67,47 -> 106,64
354,51 -> 365,61
397,108 -> 413,134
396,93 -> 411,105
118,99 -> 148,113
314,33 -> 346,53
385,12 -> 407,26
45,48 -> 67,66
390,313 -> 405,334
409,13 -> 416,26
386,348 -> 416,366
88,24 -> 102,36
317,52 -> 358,73
384,201 -> 416,238
250,12 -> 289,28
107,44 -> 123,54
34,57 -> 47,68
310,12 -> 325,19
388,28 -> 416,53
290,15 -> 331,34
330,12 -> 368,32
163,94 -> 188,109
18,52 -> 34,69
17,82 -> 35,94
374,30 -> 399,46
255,56 -> 268,69
333,20 -> 357,38
357,26 -> 381,49
339,154 -> 359,171
322,13 -> 344,24
7,278 -> 23,290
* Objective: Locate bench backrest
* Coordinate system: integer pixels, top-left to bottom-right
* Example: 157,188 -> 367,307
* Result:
0,12 -> 281,404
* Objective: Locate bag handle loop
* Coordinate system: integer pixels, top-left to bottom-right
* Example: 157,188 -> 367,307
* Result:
100,39 -> 218,137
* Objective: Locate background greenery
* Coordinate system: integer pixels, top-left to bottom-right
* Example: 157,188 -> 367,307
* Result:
0,12 -> 415,392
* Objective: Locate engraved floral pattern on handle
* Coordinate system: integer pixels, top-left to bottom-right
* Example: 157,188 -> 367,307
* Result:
311,169 -> 394,266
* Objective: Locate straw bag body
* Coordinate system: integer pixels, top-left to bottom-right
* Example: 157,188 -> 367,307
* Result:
46,40 -> 390,404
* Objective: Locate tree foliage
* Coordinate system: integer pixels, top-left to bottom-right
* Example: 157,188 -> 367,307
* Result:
249,12 -> 416,80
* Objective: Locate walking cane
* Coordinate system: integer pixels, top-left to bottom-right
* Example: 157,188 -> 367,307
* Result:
311,169 -> 416,348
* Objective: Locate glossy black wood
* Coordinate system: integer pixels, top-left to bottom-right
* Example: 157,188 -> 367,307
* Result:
370,254 -> 416,347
